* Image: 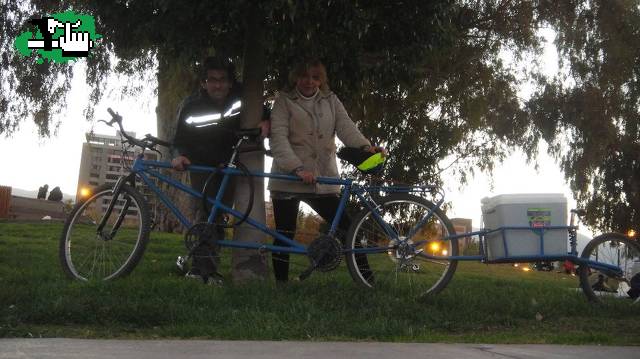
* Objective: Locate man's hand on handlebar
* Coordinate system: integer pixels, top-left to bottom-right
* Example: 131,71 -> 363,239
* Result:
171,156 -> 191,171
260,120 -> 270,138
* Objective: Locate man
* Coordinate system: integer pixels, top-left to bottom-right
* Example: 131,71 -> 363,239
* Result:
173,58 -> 245,172
171,56 -> 268,283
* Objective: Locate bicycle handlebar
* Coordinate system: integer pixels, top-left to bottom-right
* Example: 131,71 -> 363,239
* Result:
104,108 -> 261,151
104,108 -> 171,150
144,133 -> 172,148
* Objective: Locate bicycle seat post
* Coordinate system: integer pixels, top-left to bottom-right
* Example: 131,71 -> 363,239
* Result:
228,136 -> 247,167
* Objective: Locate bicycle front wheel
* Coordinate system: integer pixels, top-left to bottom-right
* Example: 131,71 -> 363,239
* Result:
59,183 -> 151,281
346,193 -> 458,298
579,233 -> 640,304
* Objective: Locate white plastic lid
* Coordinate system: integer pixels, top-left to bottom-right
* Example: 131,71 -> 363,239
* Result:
481,193 -> 567,211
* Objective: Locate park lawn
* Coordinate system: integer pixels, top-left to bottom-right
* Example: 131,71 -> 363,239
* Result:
0,221 -> 638,344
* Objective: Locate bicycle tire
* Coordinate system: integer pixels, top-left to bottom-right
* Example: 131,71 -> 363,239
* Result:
345,193 -> 458,298
59,183 -> 151,281
578,232 -> 640,304
201,161 -> 254,228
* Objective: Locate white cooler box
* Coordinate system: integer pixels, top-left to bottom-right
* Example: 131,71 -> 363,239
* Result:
481,193 -> 568,261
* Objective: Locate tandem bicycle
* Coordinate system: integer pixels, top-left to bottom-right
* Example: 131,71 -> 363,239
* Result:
59,109 -> 640,304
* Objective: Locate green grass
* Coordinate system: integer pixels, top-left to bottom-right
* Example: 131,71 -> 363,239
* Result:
1,221 -> 639,344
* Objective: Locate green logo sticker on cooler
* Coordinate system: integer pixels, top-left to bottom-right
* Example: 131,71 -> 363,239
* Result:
527,208 -> 551,228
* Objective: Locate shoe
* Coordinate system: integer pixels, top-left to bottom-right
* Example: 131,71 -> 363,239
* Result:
185,270 -> 224,286
185,269 -> 203,281
205,273 -> 224,286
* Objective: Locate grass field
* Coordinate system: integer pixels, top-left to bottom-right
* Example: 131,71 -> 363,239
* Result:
1,221 -> 638,344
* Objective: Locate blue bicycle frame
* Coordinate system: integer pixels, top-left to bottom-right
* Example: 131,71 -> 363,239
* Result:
122,151 -> 621,277
125,153 -> 443,257
432,227 -> 623,277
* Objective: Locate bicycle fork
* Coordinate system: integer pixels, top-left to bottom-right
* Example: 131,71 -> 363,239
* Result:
96,174 -> 135,241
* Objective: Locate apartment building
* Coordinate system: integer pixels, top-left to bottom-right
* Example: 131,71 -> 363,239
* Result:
76,131 -> 159,220
451,217 -> 474,253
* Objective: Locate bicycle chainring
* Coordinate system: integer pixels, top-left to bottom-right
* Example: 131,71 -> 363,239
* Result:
307,235 -> 343,272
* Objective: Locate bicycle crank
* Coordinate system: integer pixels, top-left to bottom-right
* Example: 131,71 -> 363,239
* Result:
299,235 -> 343,281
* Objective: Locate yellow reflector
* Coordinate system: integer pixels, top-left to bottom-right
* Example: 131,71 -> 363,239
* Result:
357,152 -> 385,171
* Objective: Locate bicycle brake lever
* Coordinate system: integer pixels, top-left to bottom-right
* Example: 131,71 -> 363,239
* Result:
150,147 -> 162,158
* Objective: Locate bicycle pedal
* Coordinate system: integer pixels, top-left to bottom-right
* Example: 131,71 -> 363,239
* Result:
298,264 -> 317,281
176,255 -> 188,272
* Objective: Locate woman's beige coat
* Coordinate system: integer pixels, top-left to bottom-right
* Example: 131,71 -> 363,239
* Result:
268,89 -> 371,194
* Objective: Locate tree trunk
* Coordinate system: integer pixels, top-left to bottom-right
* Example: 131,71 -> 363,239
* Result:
231,8 -> 269,282
155,53 -> 198,233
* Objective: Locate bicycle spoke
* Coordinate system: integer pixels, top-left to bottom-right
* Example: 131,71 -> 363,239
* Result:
346,194 -> 458,297
415,254 -> 450,266
74,234 -> 97,272
60,185 -> 149,281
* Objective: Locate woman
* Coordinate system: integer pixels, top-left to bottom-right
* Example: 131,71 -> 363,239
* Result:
268,58 -> 385,282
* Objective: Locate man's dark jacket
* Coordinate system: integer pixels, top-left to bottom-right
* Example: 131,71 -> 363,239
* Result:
172,89 -> 242,166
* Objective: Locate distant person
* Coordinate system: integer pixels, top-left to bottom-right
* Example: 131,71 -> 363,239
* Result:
589,272 -> 618,293
562,260 -> 575,275
37,184 -> 49,199
627,272 -> 640,299
47,186 -> 62,201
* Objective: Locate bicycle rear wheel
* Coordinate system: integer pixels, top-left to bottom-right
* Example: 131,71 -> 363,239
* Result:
579,233 -> 640,304
346,193 -> 458,298
59,183 -> 150,281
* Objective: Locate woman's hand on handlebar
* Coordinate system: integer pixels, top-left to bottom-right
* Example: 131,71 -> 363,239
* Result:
171,156 -> 191,171
295,168 -> 316,184
368,145 -> 388,157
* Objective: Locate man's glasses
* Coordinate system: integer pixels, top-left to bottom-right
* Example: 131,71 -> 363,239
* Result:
206,76 -> 229,84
